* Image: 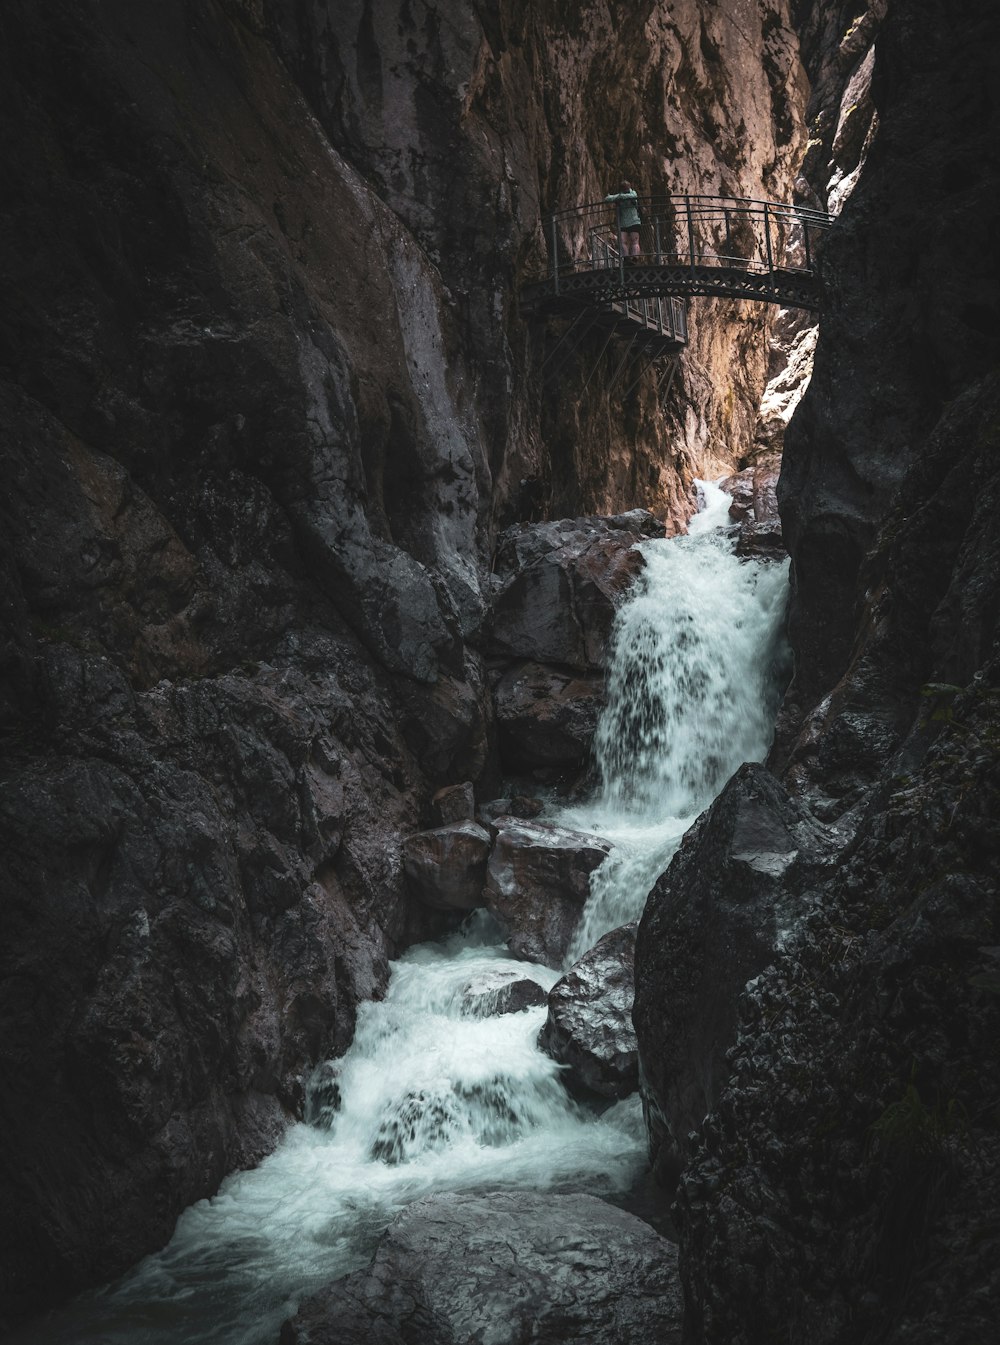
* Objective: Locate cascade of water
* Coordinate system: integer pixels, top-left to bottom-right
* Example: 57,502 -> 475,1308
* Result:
559,480 -> 790,962
12,481 -> 789,1345
13,917 -> 644,1345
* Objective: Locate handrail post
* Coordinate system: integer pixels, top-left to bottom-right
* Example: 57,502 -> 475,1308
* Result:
618,203 -> 625,289
655,215 -> 662,265
803,220 -> 812,272
550,214 -> 559,296
686,195 -> 695,269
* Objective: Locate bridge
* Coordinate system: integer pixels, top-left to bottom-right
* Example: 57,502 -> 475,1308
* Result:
522,194 -> 834,393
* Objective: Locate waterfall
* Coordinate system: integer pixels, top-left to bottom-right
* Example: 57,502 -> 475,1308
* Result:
11,480 -> 789,1345
559,479 -> 790,961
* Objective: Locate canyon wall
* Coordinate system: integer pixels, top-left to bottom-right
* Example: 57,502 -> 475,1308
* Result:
0,0 -> 810,1325
635,1 -> 1000,1340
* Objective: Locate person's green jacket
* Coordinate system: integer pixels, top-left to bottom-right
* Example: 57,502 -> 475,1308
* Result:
605,190 -> 641,229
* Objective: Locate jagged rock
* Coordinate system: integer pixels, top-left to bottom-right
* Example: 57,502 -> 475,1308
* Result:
539,923 -> 638,1098
401,822 -> 492,912
431,782 -> 475,825
489,515 -> 658,670
484,819 -> 613,966
460,970 -> 548,1018
494,661 -> 605,770
735,518 -> 785,560
279,1190 -> 683,1345
633,762 -> 831,1188
720,468 -> 755,521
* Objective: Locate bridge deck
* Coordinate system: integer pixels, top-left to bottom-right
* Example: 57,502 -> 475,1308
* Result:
522,194 -> 834,357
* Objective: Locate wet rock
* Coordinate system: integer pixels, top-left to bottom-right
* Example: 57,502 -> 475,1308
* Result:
735,518 -> 785,561
489,515 -> 658,671
484,819 -> 613,967
719,468 -> 755,521
633,763 -> 831,1188
279,1190 -> 682,1345
401,822 -> 491,912
431,782 -> 475,825
494,661 -> 605,770
539,923 -> 638,1098
460,970 -> 548,1018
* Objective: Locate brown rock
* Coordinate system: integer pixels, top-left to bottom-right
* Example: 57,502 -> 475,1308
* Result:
489,515 -> 656,671
494,661 -> 605,770
402,822 -> 491,912
431,782 -> 475,826
484,819 -> 613,966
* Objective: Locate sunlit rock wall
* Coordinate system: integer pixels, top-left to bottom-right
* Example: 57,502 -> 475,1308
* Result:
263,0 -> 810,527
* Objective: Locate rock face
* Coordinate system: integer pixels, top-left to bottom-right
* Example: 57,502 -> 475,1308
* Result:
279,1190 -> 683,1345
484,819 -> 613,967
539,923 -> 639,1099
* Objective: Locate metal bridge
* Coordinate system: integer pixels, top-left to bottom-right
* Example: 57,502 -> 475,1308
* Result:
522,194 -> 834,394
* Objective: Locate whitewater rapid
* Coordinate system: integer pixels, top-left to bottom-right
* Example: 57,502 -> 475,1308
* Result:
13,479 -> 789,1345
559,479 -> 790,961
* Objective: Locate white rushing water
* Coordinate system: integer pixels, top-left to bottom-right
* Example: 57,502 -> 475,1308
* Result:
14,479 -> 788,1345
558,479 -> 790,961
13,917 -> 646,1345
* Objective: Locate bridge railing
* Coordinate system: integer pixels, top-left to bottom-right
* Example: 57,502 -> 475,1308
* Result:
592,230 -> 688,343
543,194 -> 834,292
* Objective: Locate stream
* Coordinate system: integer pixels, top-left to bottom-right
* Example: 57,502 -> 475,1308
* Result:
13,480 -> 789,1345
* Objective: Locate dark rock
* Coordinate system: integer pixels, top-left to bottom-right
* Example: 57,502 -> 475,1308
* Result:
539,923 -> 638,1098
489,516 -> 653,670
401,822 -> 491,912
431,781 -> 475,825
719,467 -> 755,521
734,517 -> 785,560
484,819 -> 613,966
460,970 -> 548,1017
279,1190 -> 682,1345
494,661 -> 604,770
633,763 -> 831,1187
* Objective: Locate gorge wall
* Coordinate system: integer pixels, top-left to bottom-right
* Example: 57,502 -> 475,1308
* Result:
0,0 -> 812,1326
634,1 -> 1000,1341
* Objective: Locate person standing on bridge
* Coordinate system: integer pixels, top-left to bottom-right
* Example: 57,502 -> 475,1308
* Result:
605,180 -> 642,258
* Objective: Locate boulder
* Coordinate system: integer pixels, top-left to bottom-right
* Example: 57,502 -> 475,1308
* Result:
484,819 -> 613,966
539,923 -> 638,1098
431,781 -> 475,825
489,514 -> 660,670
460,970 -> 548,1017
632,762 -> 830,1188
494,661 -> 605,770
279,1190 -> 683,1345
401,821 -> 491,912
719,466 -> 754,521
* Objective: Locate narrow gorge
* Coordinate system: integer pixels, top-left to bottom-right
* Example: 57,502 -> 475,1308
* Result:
0,2 -> 997,1343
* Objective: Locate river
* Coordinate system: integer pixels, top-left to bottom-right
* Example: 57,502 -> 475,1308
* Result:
13,480 -> 789,1345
